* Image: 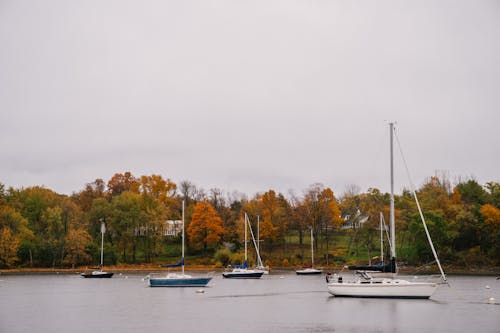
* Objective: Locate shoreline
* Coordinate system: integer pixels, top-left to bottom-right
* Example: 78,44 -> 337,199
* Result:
1,265 -> 498,276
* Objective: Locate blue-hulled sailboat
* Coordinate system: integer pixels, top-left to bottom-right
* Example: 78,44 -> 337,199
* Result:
148,201 -> 213,287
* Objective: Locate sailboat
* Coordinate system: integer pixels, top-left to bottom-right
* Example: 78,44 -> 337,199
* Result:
81,221 -> 113,278
296,228 -> 323,275
326,123 -> 447,298
222,213 -> 264,279
148,201 -> 213,287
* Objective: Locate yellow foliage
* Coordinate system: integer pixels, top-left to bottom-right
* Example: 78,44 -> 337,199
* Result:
0,227 -> 20,267
480,204 -> 500,226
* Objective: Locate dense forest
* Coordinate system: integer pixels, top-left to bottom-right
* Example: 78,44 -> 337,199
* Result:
0,172 -> 499,269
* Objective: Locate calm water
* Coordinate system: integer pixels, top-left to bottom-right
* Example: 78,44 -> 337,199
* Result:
0,272 -> 498,333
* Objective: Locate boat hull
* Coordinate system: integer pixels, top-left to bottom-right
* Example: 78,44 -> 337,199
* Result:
222,271 -> 264,279
149,277 -> 212,287
296,269 -> 323,275
81,272 -> 114,278
254,266 -> 270,275
327,281 -> 437,298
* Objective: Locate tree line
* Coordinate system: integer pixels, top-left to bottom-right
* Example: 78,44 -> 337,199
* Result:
0,172 -> 499,268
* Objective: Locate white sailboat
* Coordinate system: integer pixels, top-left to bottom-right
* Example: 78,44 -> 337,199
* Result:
296,228 -> 322,275
327,122 -> 447,298
222,213 -> 264,279
81,221 -> 113,278
148,201 -> 213,287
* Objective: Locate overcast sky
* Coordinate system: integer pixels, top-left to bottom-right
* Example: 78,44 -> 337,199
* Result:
0,0 -> 499,198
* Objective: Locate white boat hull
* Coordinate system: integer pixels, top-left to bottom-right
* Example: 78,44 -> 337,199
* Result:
327,279 -> 437,298
296,268 -> 323,275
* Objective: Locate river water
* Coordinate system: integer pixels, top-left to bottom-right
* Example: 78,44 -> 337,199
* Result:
0,272 -> 498,333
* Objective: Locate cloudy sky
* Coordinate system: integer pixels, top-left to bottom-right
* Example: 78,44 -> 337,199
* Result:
0,0 -> 499,197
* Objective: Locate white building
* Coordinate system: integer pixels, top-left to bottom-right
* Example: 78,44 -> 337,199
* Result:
134,220 -> 183,237
164,220 -> 182,236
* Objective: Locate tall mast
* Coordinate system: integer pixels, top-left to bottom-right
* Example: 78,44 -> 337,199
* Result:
389,122 -> 396,260
311,228 -> 314,267
244,213 -> 248,263
380,212 -> 384,264
257,215 -> 260,254
182,200 -> 185,275
247,215 -> 263,267
100,220 -> 105,269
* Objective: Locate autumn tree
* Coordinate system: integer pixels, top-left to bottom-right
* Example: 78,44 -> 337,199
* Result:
138,174 -> 176,205
302,184 -> 342,263
187,201 -> 224,255
256,190 -> 290,257
0,204 -> 33,267
71,179 -> 106,213
63,228 -> 92,268
107,172 -> 139,197
480,204 -> 500,262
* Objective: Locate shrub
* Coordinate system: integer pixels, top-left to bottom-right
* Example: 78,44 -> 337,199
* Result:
214,248 -> 232,267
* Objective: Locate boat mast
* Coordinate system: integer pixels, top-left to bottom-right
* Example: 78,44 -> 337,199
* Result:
244,213 -> 248,264
182,200 -> 185,276
389,122 -> 397,267
247,215 -> 263,267
257,215 -> 260,257
380,212 -> 384,264
100,220 -> 105,269
311,228 -> 314,267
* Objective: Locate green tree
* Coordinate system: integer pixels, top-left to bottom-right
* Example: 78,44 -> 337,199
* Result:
110,191 -> 145,263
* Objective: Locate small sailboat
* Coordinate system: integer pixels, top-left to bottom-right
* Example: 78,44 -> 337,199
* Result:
222,213 -> 264,279
296,228 -> 322,275
148,201 -> 213,287
81,221 -> 113,278
326,123 -> 446,298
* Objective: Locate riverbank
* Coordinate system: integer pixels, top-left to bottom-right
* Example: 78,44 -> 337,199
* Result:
1,264 -> 499,276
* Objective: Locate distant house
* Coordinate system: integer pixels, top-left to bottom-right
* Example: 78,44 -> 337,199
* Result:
134,220 -> 183,237
340,209 -> 370,230
164,220 -> 182,236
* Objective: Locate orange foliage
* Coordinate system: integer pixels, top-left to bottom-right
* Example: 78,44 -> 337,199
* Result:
138,174 -> 177,205
107,172 -> 139,196
187,202 -> 225,251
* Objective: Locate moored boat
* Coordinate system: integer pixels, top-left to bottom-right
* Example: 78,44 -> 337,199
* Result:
326,123 -> 446,299
81,221 -> 113,279
222,213 -> 264,279
296,228 -> 323,275
222,267 -> 264,279
81,270 -> 114,279
148,201 -> 213,287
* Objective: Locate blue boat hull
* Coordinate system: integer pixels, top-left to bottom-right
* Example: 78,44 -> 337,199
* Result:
149,277 -> 212,287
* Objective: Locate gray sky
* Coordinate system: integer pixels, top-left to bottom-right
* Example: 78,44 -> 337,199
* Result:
1,0 -> 499,198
